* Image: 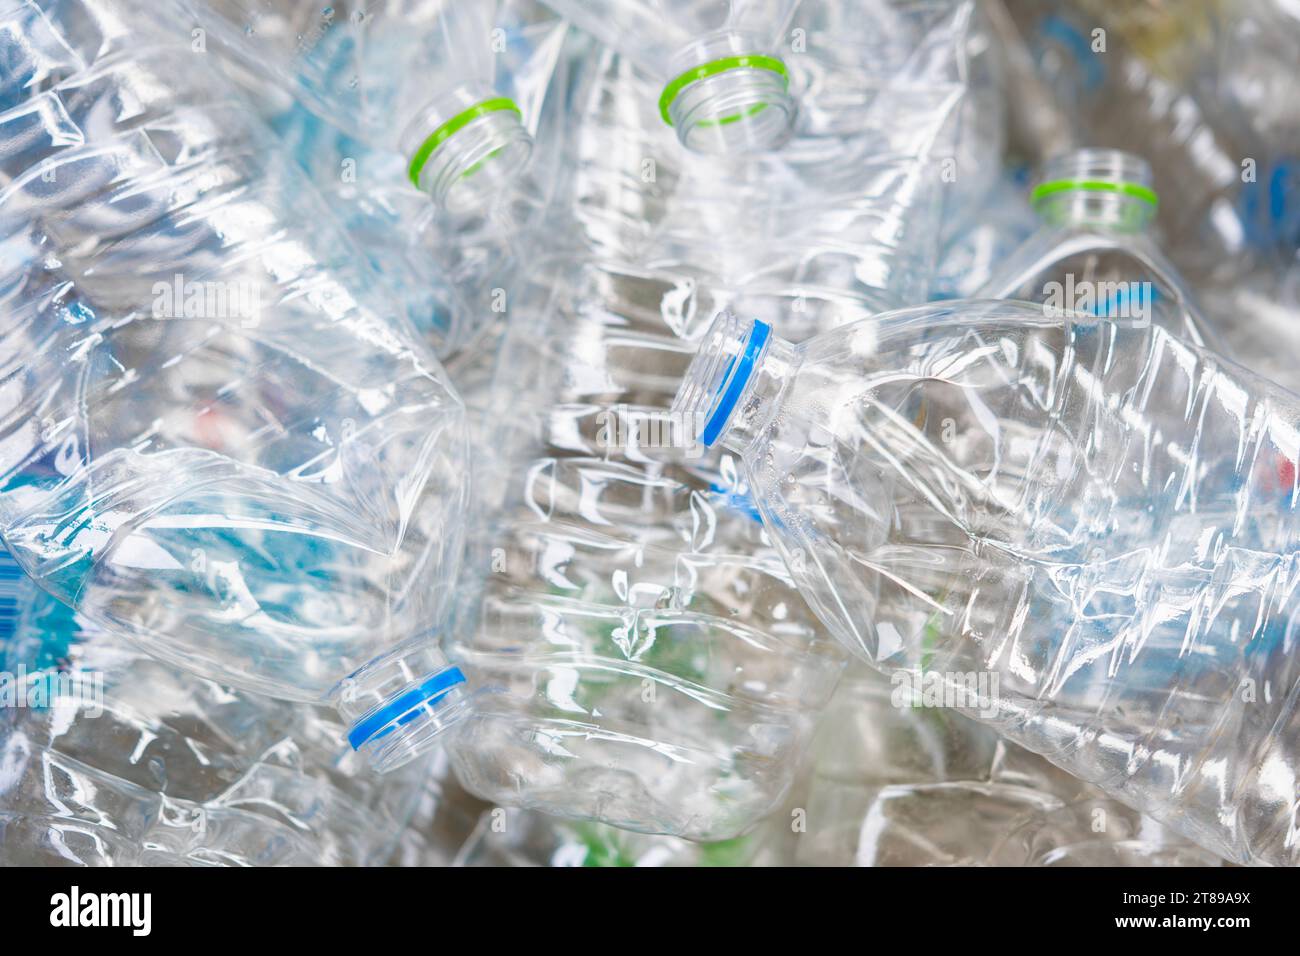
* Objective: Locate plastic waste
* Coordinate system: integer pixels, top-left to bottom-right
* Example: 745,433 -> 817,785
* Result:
0,0 -> 471,770
796,662 -> 1225,866
252,1 -> 571,361
674,300 -> 1300,866
541,0 -> 803,153
0,549 -> 433,866
978,148 -> 1214,348
199,0 -> 535,211
442,0 -> 983,842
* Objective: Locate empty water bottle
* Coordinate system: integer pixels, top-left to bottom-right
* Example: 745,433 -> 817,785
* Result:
979,149 -> 1213,347
674,301 -> 1300,865
0,550 -> 434,865
0,0 -> 471,770
200,0 -> 535,211
542,0 -> 802,153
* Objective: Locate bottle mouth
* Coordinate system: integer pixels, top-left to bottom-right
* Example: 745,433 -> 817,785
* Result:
334,643 -> 472,774
672,312 -> 771,448
659,54 -> 796,154
1030,149 -> 1158,228
406,96 -> 534,213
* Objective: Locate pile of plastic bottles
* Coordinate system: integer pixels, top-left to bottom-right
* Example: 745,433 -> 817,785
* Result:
1,0 -> 1297,868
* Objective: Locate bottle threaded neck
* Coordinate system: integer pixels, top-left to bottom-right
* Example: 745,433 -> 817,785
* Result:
673,312 -> 773,451
333,641 -> 472,773
403,89 -> 533,212
1031,148 -> 1158,231
659,32 -> 796,154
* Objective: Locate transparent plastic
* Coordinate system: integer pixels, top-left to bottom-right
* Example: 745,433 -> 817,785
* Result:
259,2 -> 571,361
199,0 -> 533,209
0,554 -> 432,866
796,661 -> 1223,866
979,149 -> 1214,348
0,0 -> 470,768
447,267 -> 847,842
542,0 -> 801,153
1001,0 -> 1256,286
675,301 -> 1300,866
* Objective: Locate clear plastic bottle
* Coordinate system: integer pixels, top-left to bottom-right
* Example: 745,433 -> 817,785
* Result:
978,149 -> 1213,348
440,2 -> 981,841
1000,0 -> 1256,287
674,301 -> 1300,866
541,0 -> 802,154
0,549 -> 434,866
198,0 -> 535,211
446,269 -> 847,842
796,661 -> 1223,866
253,2 -> 572,361
0,0 -> 471,770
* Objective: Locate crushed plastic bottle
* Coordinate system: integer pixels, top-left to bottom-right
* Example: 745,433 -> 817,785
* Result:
978,148 -> 1214,348
542,0 -> 803,154
252,1 -> 572,361
795,662 -> 1224,866
199,0 -> 535,211
0,0 -> 472,770
0,550 -> 434,866
440,6 -> 984,839
674,301 -> 1300,866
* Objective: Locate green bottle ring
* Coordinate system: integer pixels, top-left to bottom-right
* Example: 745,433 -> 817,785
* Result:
407,97 -> 522,189
657,54 -> 788,127
1030,178 -> 1159,208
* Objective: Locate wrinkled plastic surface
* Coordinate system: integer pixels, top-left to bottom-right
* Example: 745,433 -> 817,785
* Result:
441,4 -> 982,840
685,300 -> 1300,865
0,557 -> 431,866
797,662 -> 1224,866
0,0 -> 467,702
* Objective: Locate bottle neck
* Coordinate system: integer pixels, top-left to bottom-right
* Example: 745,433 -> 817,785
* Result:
659,31 -> 796,154
400,85 -> 533,213
673,313 -> 796,456
1031,149 -> 1158,234
1032,188 -> 1157,233
332,639 -> 473,773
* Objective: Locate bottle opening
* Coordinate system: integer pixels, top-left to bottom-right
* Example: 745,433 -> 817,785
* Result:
672,312 -> 771,448
659,54 -> 795,154
1030,149 -> 1158,230
334,643 -> 472,773
406,95 -> 533,213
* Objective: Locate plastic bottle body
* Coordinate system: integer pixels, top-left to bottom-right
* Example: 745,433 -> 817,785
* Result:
446,265 -> 846,841
677,302 -> 1300,865
0,0 -> 471,767
0,551 -> 433,866
199,0 -> 534,208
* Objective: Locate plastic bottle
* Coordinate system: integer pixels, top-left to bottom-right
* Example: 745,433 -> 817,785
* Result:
198,0 -> 534,212
441,0 -> 980,841
978,148 -> 1214,348
0,549 -> 434,866
540,0 -> 802,154
674,301 -> 1300,866
0,0 -> 471,770
252,2 -> 572,361
796,661 -> 1223,866
999,0 -> 1256,287
446,268 -> 848,841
